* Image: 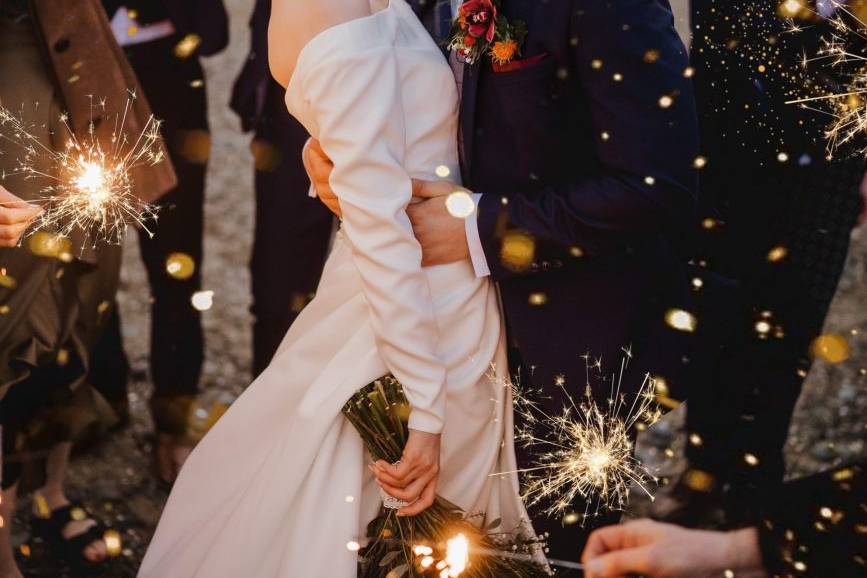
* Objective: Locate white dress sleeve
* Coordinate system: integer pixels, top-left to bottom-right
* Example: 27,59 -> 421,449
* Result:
296,43 -> 447,435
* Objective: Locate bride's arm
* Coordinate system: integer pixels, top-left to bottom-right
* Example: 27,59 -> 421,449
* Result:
292,33 -> 448,437
268,0 -> 371,87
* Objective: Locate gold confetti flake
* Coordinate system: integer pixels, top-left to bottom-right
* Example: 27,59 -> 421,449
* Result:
528,292 -> 548,306
174,34 -> 202,59
435,165 -> 451,178
744,453 -> 760,466
176,129 -> 211,164
191,290 -> 214,311
165,252 -> 196,280
445,191 -> 476,219
811,334 -> 850,364
665,308 -> 697,333
658,95 -> 673,108
250,139 -> 281,172
104,529 -> 123,557
346,541 -> 361,552
500,231 -> 535,272
767,245 -> 788,262
0,271 -> 16,289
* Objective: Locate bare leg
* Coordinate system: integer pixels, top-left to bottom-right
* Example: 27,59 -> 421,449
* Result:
35,442 -> 107,562
0,482 -> 24,578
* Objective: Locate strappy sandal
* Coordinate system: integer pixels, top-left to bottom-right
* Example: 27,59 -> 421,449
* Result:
31,495 -> 121,573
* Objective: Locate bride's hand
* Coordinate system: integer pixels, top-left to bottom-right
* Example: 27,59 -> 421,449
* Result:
371,429 -> 441,517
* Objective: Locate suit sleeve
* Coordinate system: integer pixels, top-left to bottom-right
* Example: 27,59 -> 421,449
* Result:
299,46 -> 447,434
476,0 -> 698,281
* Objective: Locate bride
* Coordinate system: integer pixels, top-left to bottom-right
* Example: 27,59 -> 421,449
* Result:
138,0 -> 534,576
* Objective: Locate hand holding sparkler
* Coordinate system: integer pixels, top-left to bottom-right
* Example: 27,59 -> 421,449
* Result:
581,519 -> 765,578
0,96 -> 164,248
0,185 -> 42,247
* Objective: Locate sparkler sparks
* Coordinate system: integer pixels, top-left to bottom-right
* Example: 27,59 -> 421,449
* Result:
511,353 -> 661,525
0,93 -> 165,248
780,1 -> 867,157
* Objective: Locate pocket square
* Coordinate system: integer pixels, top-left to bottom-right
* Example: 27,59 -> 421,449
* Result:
492,53 -> 548,73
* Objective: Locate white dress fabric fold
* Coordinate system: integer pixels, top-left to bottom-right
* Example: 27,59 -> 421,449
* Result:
138,1 -> 533,576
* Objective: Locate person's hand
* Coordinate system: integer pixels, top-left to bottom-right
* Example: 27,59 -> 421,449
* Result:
0,185 -> 42,247
581,519 -> 766,578
302,138 -> 341,217
407,179 -> 470,267
371,429 -> 441,517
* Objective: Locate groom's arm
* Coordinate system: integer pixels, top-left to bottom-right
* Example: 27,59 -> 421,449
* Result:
472,0 -> 699,280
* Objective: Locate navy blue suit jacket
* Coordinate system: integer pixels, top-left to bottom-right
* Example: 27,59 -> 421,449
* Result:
415,0 -> 699,395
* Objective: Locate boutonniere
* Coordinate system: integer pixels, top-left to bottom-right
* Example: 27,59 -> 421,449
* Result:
446,0 -> 528,66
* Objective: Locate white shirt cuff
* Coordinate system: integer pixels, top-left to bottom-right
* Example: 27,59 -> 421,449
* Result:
465,193 -> 491,278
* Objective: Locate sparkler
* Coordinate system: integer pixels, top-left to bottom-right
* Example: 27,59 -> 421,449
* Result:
782,1 -> 867,157
0,93 -> 164,248
511,351 -> 661,525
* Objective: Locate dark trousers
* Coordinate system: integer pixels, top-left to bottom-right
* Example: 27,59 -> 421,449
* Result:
90,36 -> 207,405
249,81 -> 334,376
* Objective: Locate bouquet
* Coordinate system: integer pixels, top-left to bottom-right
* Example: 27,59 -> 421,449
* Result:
342,376 -> 549,578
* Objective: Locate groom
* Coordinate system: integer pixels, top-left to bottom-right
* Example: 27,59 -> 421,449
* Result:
307,0 -> 699,562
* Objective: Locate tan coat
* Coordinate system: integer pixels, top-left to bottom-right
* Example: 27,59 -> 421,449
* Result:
30,0 -> 177,204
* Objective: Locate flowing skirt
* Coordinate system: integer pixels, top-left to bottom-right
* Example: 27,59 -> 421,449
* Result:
139,232 -> 532,577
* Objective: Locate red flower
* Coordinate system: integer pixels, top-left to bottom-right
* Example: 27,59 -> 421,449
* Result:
460,0 -> 497,43
464,35 -> 476,47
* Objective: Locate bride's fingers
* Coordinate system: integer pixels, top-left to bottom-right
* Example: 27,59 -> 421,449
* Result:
372,461 -> 411,488
396,478 -> 436,517
373,460 -> 425,488
378,468 -> 436,503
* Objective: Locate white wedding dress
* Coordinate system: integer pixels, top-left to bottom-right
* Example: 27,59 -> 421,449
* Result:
138,1 -> 533,576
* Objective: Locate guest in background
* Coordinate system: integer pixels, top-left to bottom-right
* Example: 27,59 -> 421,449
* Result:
231,0 -> 334,377
91,0 -> 229,487
0,0 -> 176,574
657,0 -> 866,524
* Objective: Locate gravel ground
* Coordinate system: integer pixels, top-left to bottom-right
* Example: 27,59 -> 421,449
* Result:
11,1 -> 866,576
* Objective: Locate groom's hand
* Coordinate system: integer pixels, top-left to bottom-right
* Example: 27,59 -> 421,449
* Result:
408,179 -> 470,266
303,138 -> 342,218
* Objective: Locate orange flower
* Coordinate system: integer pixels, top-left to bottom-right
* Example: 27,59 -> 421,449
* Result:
491,39 -> 519,65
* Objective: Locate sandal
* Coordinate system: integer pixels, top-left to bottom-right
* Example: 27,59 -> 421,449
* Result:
31,495 -> 121,572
